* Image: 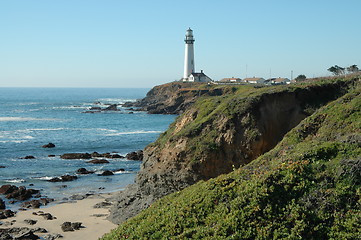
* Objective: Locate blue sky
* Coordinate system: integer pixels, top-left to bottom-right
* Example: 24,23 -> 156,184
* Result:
0,0 -> 360,87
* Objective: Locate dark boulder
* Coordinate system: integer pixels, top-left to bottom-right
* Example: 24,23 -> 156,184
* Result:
42,233 -> 63,240
99,170 -> 114,176
61,222 -> 73,232
0,185 -> 18,195
21,156 -> 36,159
76,168 -> 95,174
109,154 -> 124,159
0,209 -> 15,219
21,198 -> 53,209
24,219 -> 37,225
0,166 -> 5,168
91,152 -> 103,158
40,213 -> 55,220
60,153 -> 91,159
104,104 -> 118,111
48,155 -> 56,157
42,143 -> 55,148
126,150 -> 143,161
86,159 -> 109,164
12,228 -> 39,240
0,198 -> 5,209
89,107 -> 101,110
5,186 -> 39,201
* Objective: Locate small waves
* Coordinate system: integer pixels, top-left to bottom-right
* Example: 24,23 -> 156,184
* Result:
101,130 -> 163,136
0,117 -> 62,122
4,178 -> 26,183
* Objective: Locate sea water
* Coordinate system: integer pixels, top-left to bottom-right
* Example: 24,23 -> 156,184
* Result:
0,88 -> 176,208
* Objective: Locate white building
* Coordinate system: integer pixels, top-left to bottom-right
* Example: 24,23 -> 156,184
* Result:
242,77 -> 266,84
187,70 -> 213,82
269,78 -> 291,85
182,28 -> 212,83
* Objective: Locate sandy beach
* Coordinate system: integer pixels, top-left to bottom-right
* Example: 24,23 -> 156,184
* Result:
0,193 -> 117,239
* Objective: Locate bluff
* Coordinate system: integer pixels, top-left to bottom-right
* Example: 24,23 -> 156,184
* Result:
123,82 -> 225,114
103,76 -> 361,239
108,76 -> 359,225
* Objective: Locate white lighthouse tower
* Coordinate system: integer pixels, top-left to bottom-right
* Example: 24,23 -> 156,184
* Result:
183,28 -> 195,80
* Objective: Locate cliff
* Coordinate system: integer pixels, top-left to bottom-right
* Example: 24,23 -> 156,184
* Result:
103,76 -> 361,239
123,82 -> 226,114
107,76 -> 359,225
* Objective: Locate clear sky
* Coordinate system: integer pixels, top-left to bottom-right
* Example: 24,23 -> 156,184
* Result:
1,0 -> 360,88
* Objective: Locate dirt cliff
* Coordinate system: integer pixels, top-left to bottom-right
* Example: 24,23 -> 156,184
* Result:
109,77 -> 358,224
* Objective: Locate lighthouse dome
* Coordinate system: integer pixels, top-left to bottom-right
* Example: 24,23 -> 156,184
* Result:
186,28 -> 193,37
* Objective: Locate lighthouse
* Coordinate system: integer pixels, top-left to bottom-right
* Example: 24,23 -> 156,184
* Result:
183,28 -> 195,80
181,28 -> 212,83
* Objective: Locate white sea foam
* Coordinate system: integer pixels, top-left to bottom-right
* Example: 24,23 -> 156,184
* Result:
0,140 -> 28,143
113,170 -> 131,174
32,176 -> 54,181
5,178 -> 26,183
0,117 -> 62,122
103,130 -> 163,136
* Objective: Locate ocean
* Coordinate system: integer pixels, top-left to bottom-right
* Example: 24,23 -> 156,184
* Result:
0,88 -> 176,209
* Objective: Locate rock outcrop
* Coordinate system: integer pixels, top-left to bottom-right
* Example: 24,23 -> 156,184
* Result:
109,77 -> 357,224
122,82 -> 225,114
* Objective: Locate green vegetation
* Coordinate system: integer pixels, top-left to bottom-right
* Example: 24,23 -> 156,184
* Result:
102,76 -> 361,239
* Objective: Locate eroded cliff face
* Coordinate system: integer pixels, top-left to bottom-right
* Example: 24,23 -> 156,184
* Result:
109,78 -> 355,224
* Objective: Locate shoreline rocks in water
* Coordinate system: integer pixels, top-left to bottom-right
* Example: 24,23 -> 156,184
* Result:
0,185 -> 40,201
47,175 -> 78,182
83,103 -> 120,113
60,153 -> 91,159
126,150 -> 143,161
20,156 -> 36,159
42,143 -> 55,148
86,159 -> 109,164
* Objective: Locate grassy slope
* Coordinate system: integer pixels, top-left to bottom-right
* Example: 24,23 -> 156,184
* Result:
103,78 -> 361,239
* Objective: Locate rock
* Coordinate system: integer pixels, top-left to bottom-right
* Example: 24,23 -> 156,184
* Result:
60,222 -> 73,232
99,170 -> 114,176
109,154 -> 124,159
104,104 -> 118,111
0,185 -> 18,195
0,198 -> 5,210
0,166 -> 5,168
114,168 -> 125,172
41,213 -> 55,220
42,233 -> 63,240
32,227 -> 47,233
60,153 -> 91,159
91,152 -> 103,158
12,228 -> 39,240
21,156 -> 36,159
89,107 -> 101,110
126,150 -> 143,161
93,201 -> 112,208
5,187 -> 39,201
0,209 -> 15,219
76,168 -> 95,174
48,175 -> 77,182
48,155 -> 56,157
24,219 -> 37,225
71,222 -> 82,230
42,143 -> 55,148
21,198 -> 53,209
86,159 -> 109,164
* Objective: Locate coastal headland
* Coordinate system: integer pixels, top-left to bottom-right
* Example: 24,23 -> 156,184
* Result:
103,75 -> 361,239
